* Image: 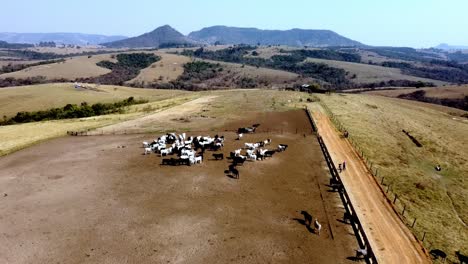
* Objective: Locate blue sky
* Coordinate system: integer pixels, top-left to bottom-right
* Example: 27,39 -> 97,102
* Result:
1,0 -> 467,47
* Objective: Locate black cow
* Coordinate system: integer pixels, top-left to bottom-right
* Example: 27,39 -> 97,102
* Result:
213,153 -> 224,160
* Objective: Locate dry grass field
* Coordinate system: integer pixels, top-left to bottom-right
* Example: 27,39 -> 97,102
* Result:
0,94 -> 197,156
128,52 -> 191,84
364,85 -> 468,99
305,58 -> 447,85
0,83 -> 190,118
312,93 -> 467,262
0,54 -> 117,80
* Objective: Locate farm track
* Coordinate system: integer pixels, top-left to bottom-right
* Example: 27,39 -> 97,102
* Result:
312,111 -> 431,263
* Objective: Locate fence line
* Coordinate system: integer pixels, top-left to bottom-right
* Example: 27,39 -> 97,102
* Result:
316,101 -> 433,257
305,107 -> 377,264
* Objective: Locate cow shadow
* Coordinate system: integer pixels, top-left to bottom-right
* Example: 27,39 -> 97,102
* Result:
292,218 -> 314,233
346,256 -> 363,262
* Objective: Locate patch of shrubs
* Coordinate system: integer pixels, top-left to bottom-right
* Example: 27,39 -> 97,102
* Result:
0,76 -> 71,88
0,97 -> 148,125
77,53 -> 160,85
179,61 -> 223,82
287,49 -> 361,63
359,80 -> 435,89
381,60 -> 468,83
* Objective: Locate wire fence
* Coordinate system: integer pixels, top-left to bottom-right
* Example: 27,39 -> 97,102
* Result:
316,100 -> 434,256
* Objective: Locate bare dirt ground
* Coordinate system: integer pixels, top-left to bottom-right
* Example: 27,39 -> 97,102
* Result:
0,110 -> 358,264
312,111 -> 431,263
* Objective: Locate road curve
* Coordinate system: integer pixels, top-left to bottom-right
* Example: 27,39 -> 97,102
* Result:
312,111 -> 431,264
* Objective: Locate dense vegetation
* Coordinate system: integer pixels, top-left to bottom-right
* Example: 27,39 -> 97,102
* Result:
179,61 -> 223,82
364,47 -> 443,62
446,51 -> 468,63
0,41 -> 34,49
381,60 -> 468,84
0,97 -> 148,125
286,49 -> 361,62
0,59 -> 65,74
359,80 -> 435,89
181,46 -> 351,88
77,53 -> 160,85
397,90 -> 468,111
0,76 -> 70,88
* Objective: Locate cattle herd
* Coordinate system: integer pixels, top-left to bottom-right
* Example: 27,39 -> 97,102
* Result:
140,124 -> 289,179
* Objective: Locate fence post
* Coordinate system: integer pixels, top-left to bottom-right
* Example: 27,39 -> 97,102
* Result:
402,205 -> 406,216
387,185 -> 391,193
381,177 -> 385,185
422,231 -> 426,241
393,194 -> 398,204
412,218 -> 416,228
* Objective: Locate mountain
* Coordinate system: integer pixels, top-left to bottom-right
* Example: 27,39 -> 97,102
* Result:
102,25 -> 195,48
0,32 -> 127,46
188,26 -> 363,47
435,43 -> 468,51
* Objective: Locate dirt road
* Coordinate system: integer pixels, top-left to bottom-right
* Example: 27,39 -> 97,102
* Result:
312,111 -> 431,263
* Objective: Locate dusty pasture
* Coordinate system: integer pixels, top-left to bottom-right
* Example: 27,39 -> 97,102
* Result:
0,54 -> 116,80
128,52 -> 191,84
0,111 -> 357,264
305,58 -> 446,85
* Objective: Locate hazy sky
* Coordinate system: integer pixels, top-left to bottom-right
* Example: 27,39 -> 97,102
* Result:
1,0 -> 467,47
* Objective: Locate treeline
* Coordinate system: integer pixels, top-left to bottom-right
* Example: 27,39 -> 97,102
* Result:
0,59 -> 65,74
0,76 -> 71,88
381,60 -> 468,84
397,90 -> 468,111
0,41 -> 34,49
180,46 -> 351,88
285,49 -> 361,63
77,53 -> 160,85
0,97 -> 148,125
358,80 -> 435,89
364,47 -> 442,62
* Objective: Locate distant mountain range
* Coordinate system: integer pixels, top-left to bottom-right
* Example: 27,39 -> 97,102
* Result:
1,25 -> 364,48
101,25 -> 195,48
0,32 -> 127,46
435,43 -> 468,51
102,25 -> 363,48
188,26 -> 363,47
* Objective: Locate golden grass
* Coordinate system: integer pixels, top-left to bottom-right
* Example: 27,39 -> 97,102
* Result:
0,54 -> 117,80
0,83 -> 189,118
0,95 -> 196,156
364,85 -> 468,99
313,93 -> 468,261
128,52 -> 191,84
305,58 -> 447,85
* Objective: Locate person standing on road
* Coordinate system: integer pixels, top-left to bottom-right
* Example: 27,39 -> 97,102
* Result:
343,161 -> 346,171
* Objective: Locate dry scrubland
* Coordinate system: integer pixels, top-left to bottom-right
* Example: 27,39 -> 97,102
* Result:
128,52 -> 191,84
0,54 -> 117,80
313,94 -> 467,261
364,85 -> 468,99
305,58 -> 447,85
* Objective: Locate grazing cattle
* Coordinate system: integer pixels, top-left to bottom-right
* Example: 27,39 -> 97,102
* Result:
278,144 -> 288,152
142,141 -> 150,148
247,153 -> 257,161
213,153 -> 224,160
429,249 -> 447,261
228,165 -> 239,179
355,248 -> 367,259
237,133 -> 243,140
144,147 -> 152,155
260,138 -> 272,147
195,155 -> 203,164
456,251 -> 468,264
314,219 -> 322,235
234,149 -> 242,157
264,150 -> 276,158
300,211 -> 312,227
233,156 -> 246,166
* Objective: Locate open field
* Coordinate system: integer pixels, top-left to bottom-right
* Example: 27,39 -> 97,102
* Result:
0,83 -> 190,118
0,54 -> 117,80
363,85 -> 468,99
305,58 -> 447,85
128,52 -> 191,84
0,94 -> 197,156
0,111 -> 358,263
312,93 -> 468,262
